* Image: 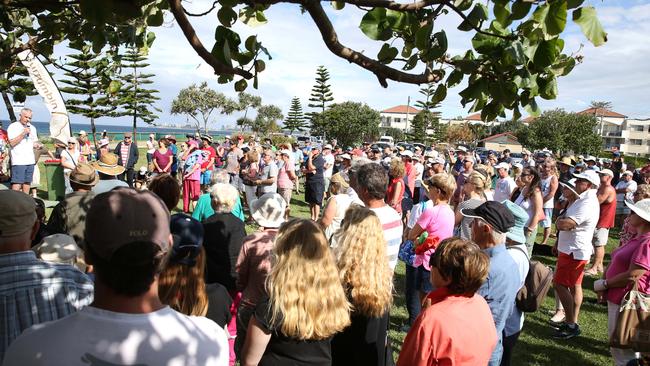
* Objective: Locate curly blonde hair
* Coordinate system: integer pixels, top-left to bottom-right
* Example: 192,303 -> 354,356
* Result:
334,206 -> 393,318
389,158 -> 405,179
267,219 -> 351,340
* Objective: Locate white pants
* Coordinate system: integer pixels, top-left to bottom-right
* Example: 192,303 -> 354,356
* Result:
244,184 -> 257,208
608,301 -> 638,365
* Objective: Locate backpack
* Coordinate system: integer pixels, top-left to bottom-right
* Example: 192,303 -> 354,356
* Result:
507,245 -> 554,312
401,175 -> 414,213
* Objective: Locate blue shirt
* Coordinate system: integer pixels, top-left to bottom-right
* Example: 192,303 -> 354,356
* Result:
478,243 -> 520,366
0,251 -> 94,360
192,193 -> 245,222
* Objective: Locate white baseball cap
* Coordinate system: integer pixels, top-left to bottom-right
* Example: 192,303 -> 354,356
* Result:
456,146 -> 468,152
598,169 -> 614,177
400,150 -> 414,158
494,162 -> 510,170
339,153 -> 352,160
573,170 -> 600,187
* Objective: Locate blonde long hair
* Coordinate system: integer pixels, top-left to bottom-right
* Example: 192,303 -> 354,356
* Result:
334,205 -> 393,318
158,248 -> 209,316
267,219 -> 351,340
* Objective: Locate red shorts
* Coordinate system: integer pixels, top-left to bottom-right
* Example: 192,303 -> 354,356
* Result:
554,252 -> 588,287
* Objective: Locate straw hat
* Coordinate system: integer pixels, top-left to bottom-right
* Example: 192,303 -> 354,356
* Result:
92,153 -> 126,176
250,193 -> 287,228
69,163 -> 99,187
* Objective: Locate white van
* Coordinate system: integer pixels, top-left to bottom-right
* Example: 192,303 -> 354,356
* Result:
378,136 -> 394,146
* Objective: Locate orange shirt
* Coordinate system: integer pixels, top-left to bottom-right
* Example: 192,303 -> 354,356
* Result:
397,290 -> 497,366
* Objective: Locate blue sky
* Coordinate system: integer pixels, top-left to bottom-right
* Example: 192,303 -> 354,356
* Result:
4,0 -> 650,129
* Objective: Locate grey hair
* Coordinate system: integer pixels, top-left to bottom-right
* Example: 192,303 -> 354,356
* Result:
210,183 -> 238,213
349,157 -> 371,175
476,219 -> 506,244
211,169 -> 230,187
20,108 -> 32,114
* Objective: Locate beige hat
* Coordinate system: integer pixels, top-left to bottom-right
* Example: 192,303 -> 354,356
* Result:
67,137 -> 77,144
330,172 -> 350,190
34,234 -> 82,264
250,193 -> 287,228
0,190 -> 37,237
92,153 -> 126,176
69,163 -> 99,187
85,189 -> 171,260
598,169 -> 614,177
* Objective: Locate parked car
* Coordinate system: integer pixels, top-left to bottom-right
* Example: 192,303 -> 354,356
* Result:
510,152 -> 523,165
295,135 -> 320,147
378,135 -> 395,146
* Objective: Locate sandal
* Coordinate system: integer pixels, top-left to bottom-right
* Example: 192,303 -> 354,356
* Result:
583,268 -> 602,277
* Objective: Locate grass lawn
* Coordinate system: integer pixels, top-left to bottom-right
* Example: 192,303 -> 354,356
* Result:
35,150 -> 614,365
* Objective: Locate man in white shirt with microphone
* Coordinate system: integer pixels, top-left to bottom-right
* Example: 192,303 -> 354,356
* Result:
7,108 -> 41,193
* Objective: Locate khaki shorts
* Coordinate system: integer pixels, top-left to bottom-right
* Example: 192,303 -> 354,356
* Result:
593,227 -> 609,247
278,187 -> 292,206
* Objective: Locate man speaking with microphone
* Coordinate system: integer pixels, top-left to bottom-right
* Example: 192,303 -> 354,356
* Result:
7,108 -> 41,193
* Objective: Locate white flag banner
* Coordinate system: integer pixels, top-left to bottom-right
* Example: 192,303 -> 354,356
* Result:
17,49 -> 70,144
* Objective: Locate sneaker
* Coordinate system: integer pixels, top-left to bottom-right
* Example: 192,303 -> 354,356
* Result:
549,319 -> 565,329
553,323 -> 581,339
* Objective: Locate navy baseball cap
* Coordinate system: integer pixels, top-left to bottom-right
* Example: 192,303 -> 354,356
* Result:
461,201 -> 515,234
169,214 -> 204,266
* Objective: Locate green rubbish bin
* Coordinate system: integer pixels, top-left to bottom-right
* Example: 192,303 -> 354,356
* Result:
44,160 -> 65,201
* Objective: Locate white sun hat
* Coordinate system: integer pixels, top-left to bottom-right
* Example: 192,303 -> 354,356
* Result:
626,199 -> 650,223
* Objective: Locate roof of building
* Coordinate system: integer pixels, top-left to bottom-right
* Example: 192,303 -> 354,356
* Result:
381,105 -> 421,114
479,132 -> 520,143
465,112 -> 483,121
577,107 -> 627,118
522,116 -> 536,123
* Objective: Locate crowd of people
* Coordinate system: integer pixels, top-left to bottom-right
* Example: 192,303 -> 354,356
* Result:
2,107 -> 650,365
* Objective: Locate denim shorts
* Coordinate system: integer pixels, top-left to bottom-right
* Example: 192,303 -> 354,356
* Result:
200,169 -> 212,185
415,265 -> 433,293
11,164 -> 35,184
541,208 -> 553,228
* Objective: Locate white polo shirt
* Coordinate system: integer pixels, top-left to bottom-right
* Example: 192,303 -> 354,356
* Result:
557,188 -> 600,260
7,122 -> 38,165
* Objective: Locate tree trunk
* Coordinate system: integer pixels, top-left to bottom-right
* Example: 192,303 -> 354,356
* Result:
132,65 -> 138,142
90,115 -> 98,151
1,91 -> 17,127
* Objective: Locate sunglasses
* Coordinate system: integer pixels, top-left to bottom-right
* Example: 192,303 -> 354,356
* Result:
124,136 -> 132,139
520,173 -> 531,177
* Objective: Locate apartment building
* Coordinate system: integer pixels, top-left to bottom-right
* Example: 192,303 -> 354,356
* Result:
379,105 -> 421,131
578,108 -> 650,157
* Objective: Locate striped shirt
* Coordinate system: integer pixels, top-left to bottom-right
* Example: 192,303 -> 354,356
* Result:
370,205 -> 403,271
0,251 -> 94,360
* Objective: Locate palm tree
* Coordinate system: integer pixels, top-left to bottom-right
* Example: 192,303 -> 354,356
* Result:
590,100 -> 613,136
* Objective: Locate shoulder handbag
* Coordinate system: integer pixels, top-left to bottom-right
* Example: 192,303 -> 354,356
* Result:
611,280 -> 650,352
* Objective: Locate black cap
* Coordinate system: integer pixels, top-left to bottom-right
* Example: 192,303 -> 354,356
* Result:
169,214 -> 204,266
461,201 -> 515,234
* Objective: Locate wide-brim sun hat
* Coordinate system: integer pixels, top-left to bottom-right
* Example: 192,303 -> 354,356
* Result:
560,178 -> 579,197
251,193 -> 287,228
626,199 -> 650,223
92,152 -> 126,176
573,170 -> 600,187
501,200 -> 529,245
69,163 -> 100,187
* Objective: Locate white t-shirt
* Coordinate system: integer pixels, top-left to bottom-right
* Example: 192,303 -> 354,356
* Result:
414,162 -> 424,188
323,153 -> 335,178
3,306 -> 229,366
370,205 -> 403,271
494,176 -> 517,202
540,176 -> 555,209
616,179 -> 637,203
146,139 -> 156,154
557,189 -> 599,260
504,244 -> 529,336
7,122 -> 37,165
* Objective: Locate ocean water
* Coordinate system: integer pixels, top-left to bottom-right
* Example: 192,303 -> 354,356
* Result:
2,120 -> 234,137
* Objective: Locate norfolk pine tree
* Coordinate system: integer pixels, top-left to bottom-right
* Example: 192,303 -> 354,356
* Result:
115,46 -> 161,136
59,45 -> 119,148
308,65 -> 334,136
284,97 -> 307,134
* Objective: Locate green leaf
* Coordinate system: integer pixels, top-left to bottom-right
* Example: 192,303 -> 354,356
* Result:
220,0 -> 239,7
402,55 -> 418,71
549,55 -> 576,76
424,31 -> 448,60
431,84 -> 447,104
488,81 -> 517,106
359,8 -> 391,41
107,80 -> 122,95
147,9 -> 164,26
234,79 -> 248,92
386,10 -> 407,30
146,32 -> 156,48
567,0 -> 584,9
533,38 -> 560,68
458,3 -> 488,31
415,24 -> 433,49
471,33 -> 501,55
218,6 -> 238,27
453,0 -> 473,12
503,41 -> 526,65
401,42 -> 413,58
245,35 -> 258,52
494,2 -> 511,26
377,43 -> 398,64
510,0 -> 532,21
538,76 -> 558,99
545,1 -> 567,36
254,60 -> 266,72
331,1 -> 345,10
446,69 -> 463,87
91,32 -> 105,54
573,6 -> 607,47
524,98 -> 541,117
